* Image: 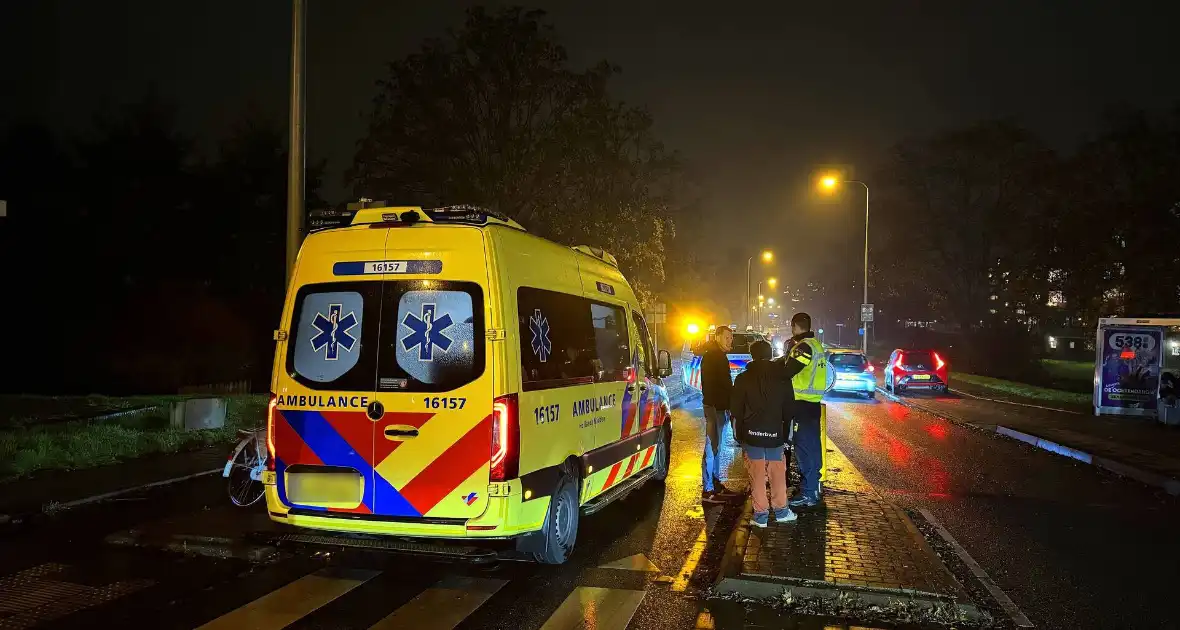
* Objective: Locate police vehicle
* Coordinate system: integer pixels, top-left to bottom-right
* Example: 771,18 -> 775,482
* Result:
262,202 -> 673,565
681,327 -> 768,393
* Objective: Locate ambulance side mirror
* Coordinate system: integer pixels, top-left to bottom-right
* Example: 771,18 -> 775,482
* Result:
657,350 -> 673,378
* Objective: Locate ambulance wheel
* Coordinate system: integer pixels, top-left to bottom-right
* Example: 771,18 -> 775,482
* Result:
652,423 -> 672,483
533,470 -> 579,565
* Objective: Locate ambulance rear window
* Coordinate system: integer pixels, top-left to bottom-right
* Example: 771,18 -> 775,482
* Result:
377,280 -> 485,392
286,280 -> 485,393
288,282 -> 382,391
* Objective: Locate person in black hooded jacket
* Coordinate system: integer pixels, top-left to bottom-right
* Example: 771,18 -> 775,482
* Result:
731,339 -> 797,527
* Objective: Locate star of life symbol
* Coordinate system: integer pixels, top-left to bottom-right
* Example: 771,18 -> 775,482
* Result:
310,304 -> 358,361
530,309 -> 552,362
401,303 -> 454,361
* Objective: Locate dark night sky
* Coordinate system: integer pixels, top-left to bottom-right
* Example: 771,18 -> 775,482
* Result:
5,0 -> 1179,299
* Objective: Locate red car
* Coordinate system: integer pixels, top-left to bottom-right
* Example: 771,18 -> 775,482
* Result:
884,348 -> 949,394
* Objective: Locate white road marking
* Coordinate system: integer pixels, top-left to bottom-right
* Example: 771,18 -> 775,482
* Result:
368,575 -> 506,630
539,586 -> 646,630
918,508 -> 1034,628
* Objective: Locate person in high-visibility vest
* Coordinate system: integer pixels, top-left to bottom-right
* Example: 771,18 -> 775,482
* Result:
781,312 -> 831,508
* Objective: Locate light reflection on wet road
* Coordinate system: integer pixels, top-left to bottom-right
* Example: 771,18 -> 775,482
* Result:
825,391 -> 1180,629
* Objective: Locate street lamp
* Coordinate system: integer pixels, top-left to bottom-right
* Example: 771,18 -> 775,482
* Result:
286,0 -> 307,282
768,277 -> 778,289
818,175 -> 871,354
746,250 -> 773,329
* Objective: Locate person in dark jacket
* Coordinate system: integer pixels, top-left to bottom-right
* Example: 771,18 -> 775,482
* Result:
732,339 -> 797,527
700,326 -> 736,500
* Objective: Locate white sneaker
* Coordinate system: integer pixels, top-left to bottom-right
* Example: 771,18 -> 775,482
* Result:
775,509 -> 798,523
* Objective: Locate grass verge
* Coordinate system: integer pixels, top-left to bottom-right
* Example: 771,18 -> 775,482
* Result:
0,394 -> 187,429
954,373 -> 1090,407
1040,359 -> 1093,389
0,395 -> 267,479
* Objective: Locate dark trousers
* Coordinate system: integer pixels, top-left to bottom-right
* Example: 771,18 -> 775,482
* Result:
793,400 -> 822,498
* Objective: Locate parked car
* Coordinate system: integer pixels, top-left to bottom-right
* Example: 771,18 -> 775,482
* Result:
884,348 -> 949,394
827,349 -> 876,399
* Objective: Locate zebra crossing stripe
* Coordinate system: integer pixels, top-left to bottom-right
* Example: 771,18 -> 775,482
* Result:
367,575 -> 506,630
191,567 -> 647,630
195,567 -> 379,630
539,586 -> 646,630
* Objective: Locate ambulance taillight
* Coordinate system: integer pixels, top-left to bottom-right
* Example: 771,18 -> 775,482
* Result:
490,393 -> 520,481
265,394 -> 277,471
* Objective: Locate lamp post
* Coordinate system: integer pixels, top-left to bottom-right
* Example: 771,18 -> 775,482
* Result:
286,0 -> 306,282
746,250 -> 773,329
820,176 -> 870,354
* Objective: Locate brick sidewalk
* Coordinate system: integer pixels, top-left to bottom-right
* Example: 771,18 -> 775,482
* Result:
730,439 -> 964,597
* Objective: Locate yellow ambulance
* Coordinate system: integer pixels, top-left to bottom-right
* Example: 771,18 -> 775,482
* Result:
262,203 -> 674,564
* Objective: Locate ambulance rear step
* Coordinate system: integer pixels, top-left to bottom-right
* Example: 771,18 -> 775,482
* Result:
582,468 -> 656,516
259,531 -> 499,563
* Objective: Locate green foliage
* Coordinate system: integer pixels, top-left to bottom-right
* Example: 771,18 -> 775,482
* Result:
0,395 -> 266,478
876,120 -> 1056,330
876,110 -> 1180,333
350,7 -> 687,297
954,373 -> 1091,407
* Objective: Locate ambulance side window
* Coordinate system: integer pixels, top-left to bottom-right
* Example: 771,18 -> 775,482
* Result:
518,287 -> 597,390
286,282 -> 382,391
632,311 -> 656,376
590,302 -> 630,382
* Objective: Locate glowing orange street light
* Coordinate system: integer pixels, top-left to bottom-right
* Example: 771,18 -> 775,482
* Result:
746,250 -> 774,329
815,170 -> 871,354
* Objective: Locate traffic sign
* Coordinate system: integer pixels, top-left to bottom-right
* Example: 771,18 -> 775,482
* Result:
860,303 -> 874,322
649,302 -> 667,314
647,313 -> 666,324
858,327 -> 865,336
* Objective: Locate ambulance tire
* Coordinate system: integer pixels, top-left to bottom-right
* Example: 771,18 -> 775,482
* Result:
533,468 -> 580,565
652,423 -> 672,483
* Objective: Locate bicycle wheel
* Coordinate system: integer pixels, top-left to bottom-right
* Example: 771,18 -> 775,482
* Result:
228,437 -> 265,507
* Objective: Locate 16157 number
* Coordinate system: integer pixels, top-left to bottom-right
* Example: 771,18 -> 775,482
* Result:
534,404 -> 560,425
424,397 -> 466,410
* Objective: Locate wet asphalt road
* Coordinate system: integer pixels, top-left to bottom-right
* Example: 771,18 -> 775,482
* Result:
1,407 -> 846,630
824,389 -> 1180,629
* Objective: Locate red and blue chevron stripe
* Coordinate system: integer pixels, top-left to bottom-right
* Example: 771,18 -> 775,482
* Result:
273,409 -> 421,517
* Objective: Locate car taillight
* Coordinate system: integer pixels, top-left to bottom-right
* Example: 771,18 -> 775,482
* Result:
896,352 -> 905,368
490,393 -> 520,481
934,352 -> 946,370
865,364 -> 875,373
265,394 -> 277,471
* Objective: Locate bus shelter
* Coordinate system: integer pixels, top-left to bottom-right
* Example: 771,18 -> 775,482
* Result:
1093,317 -> 1180,425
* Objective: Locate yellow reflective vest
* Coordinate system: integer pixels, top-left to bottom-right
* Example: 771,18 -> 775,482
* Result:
788,336 -> 832,402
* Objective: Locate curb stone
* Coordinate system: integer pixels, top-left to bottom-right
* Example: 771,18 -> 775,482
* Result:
106,530 -> 277,562
878,386 -> 1180,496
712,575 -> 987,624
